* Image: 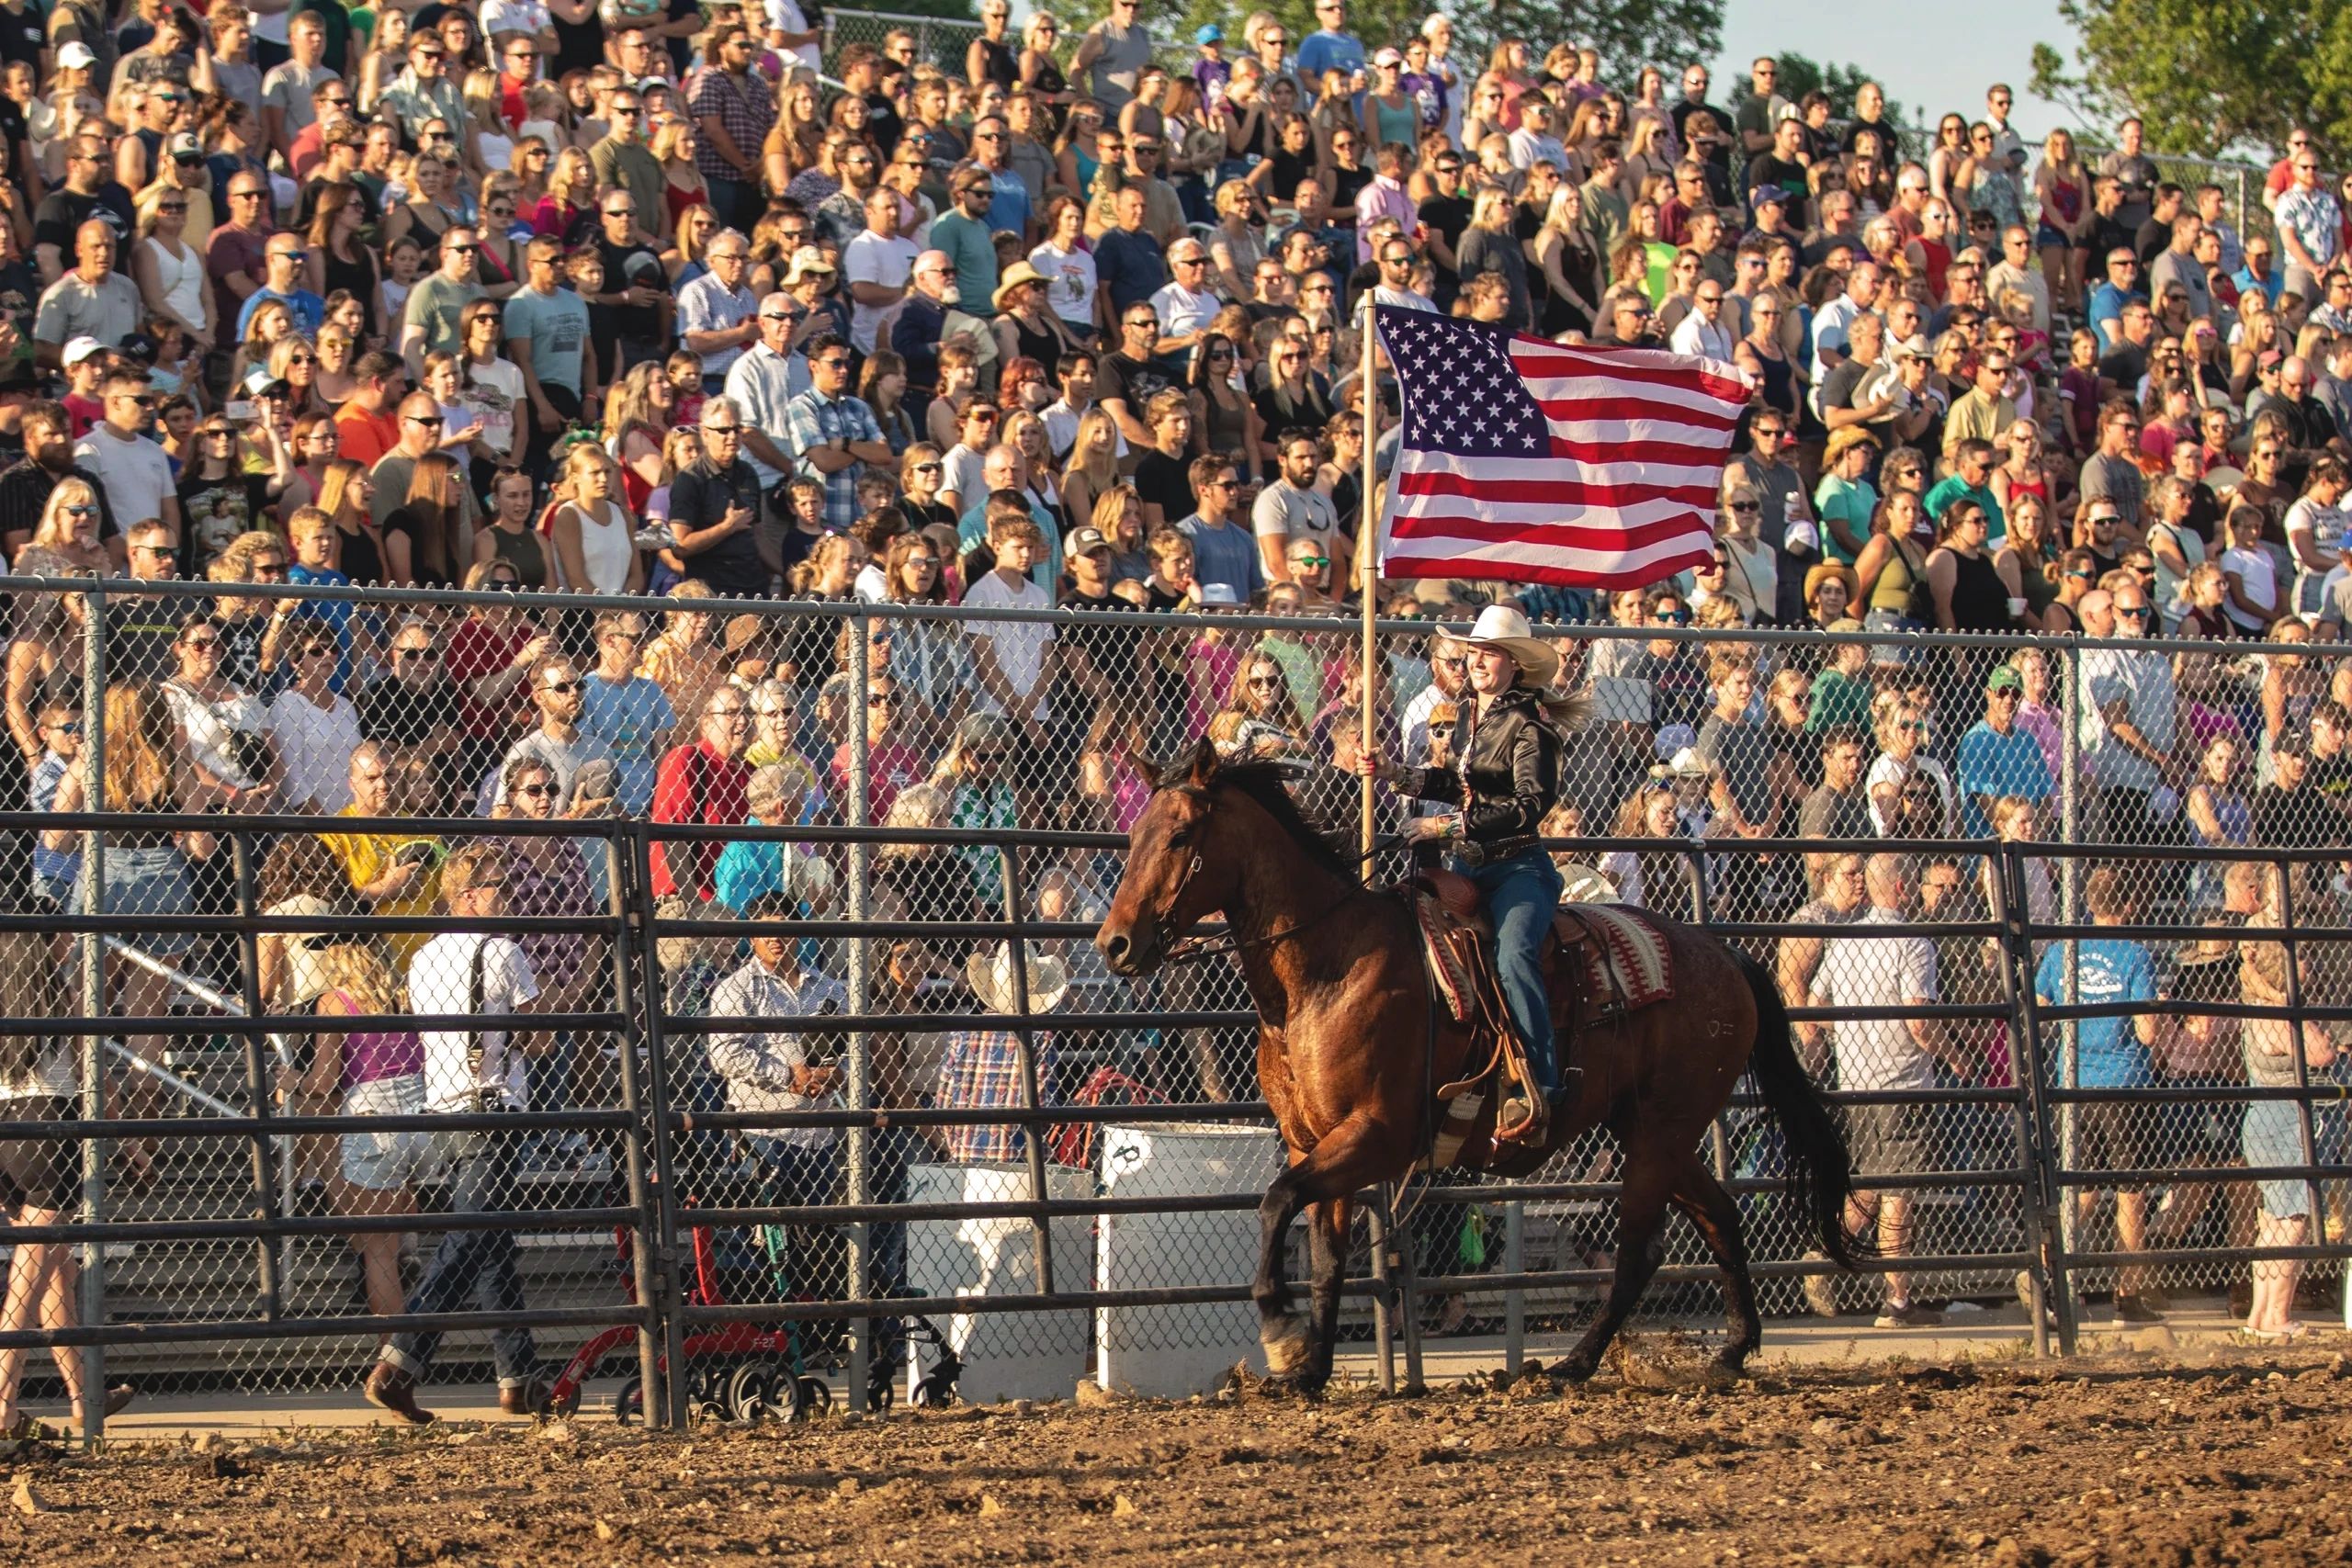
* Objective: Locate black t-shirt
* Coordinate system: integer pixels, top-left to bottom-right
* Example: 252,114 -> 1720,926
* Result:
358,674 -> 464,747
299,174 -> 379,231
1840,116 -> 1902,161
2134,215 -> 2174,267
596,238 -> 667,342
1055,583 -> 1142,701
584,299 -> 622,386
176,468 -> 272,580
103,592 -> 193,687
1819,359 -> 1869,419
2098,344 -> 2149,390
1133,448 -> 1194,524
1325,163 -> 1371,220
34,184 -> 134,254
0,5 -> 43,71
1097,350 -> 1172,423
2254,784 -> 2328,852
669,457 -> 768,597
0,255 -> 34,353
549,9 -> 602,75
1744,153 -> 1809,223
863,90 -> 903,158
1418,193 -> 1470,256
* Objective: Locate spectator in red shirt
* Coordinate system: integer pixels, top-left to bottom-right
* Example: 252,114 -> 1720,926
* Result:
333,352 -> 408,468
831,670 -> 927,825
651,685 -> 755,900
444,558 -> 552,790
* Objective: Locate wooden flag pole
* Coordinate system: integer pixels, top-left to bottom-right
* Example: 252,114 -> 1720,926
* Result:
1357,293 -> 1379,876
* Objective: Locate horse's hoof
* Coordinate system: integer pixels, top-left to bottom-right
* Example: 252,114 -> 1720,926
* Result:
1261,1319 -> 1312,1378
1555,1353 -> 1599,1385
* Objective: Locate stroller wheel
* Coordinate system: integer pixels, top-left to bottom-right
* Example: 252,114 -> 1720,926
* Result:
796,1376 -> 832,1418
912,1372 -> 957,1409
612,1376 -> 645,1427
728,1361 -> 779,1426
543,1381 -> 582,1420
866,1373 -> 897,1416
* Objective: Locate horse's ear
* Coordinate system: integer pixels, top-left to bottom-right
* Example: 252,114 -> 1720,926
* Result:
1130,749 -> 1163,790
1181,736 -> 1221,788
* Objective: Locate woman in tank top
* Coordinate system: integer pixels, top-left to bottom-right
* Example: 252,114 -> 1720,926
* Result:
132,191 -> 209,348
550,444 -> 644,596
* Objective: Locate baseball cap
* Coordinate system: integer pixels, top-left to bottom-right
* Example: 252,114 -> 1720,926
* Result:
61,336 -> 103,368
56,41 -> 95,70
1198,582 -> 1242,607
1985,667 -> 2024,695
243,366 -> 289,398
1747,186 -> 1787,209
1195,23 -> 1223,43
723,613 -> 779,654
1373,46 -> 1403,67
571,759 -> 618,805
1063,525 -> 1111,558
166,132 -> 200,160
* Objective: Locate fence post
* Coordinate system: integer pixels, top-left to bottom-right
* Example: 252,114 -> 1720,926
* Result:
2057,639 -> 2082,1299
603,830 -> 665,1425
2273,855 -> 2325,1259
1502,1199 -> 1524,1375
629,823 -> 689,1429
1993,844 -> 2063,1357
843,611 -> 873,1409
77,578 -> 107,1443
994,845 -> 1057,1303
227,831 -> 286,1323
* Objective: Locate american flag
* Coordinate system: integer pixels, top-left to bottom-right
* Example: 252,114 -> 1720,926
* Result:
1373,306 -> 1753,589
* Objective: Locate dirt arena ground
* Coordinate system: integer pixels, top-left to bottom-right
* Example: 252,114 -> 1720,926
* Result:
11,1341 -> 2352,1566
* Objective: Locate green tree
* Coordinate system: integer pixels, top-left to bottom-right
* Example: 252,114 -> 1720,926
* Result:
1769,53 -> 1910,128
2030,0 -> 2352,158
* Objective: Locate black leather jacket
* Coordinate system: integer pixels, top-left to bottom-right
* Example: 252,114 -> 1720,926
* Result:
1400,686 -> 1563,861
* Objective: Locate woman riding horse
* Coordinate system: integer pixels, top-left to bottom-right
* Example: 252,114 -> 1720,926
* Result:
1370,604 -> 1578,1140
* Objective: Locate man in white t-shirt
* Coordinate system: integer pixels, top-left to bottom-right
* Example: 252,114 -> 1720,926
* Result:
74,367 -> 179,536
1252,431 -> 1338,585
365,843 -> 545,1426
960,512 -> 1056,735
1814,852 -> 1951,1327
842,187 -> 918,356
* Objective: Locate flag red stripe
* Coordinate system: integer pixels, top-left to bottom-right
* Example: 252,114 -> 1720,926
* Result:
1526,394 -> 1743,432
1380,546 -> 1717,590
1385,511 -> 1718,551
1511,343 -> 1754,405
1395,470 -> 1720,508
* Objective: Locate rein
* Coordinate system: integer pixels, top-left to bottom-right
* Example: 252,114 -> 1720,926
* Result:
1160,834 -> 1402,965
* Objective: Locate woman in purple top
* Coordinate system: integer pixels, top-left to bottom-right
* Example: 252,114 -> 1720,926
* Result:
297,936 -> 429,1338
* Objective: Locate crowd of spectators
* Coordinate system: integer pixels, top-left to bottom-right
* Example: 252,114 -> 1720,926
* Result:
8,0 -> 2352,1428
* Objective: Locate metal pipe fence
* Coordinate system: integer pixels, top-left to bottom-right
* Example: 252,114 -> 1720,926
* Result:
1,580 -> 2348,1432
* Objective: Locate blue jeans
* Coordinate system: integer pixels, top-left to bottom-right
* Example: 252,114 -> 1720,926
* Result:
383,1126 -> 536,1387
1454,851 -> 1565,1091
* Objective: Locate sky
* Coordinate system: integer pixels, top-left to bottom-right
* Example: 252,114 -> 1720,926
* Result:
1710,0 -> 2083,138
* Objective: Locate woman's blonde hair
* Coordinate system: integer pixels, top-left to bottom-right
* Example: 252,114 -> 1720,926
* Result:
1061,408 -> 1120,491
318,938 -> 408,1015
101,682 -> 175,813
31,477 -> 99,551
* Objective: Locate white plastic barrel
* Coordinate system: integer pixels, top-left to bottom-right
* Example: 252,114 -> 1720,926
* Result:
1094,1123 -> 1286,1396
905,1161 -> 1093,1404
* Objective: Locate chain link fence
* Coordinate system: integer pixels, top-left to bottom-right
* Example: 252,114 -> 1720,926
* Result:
4,578 -> 2349,1431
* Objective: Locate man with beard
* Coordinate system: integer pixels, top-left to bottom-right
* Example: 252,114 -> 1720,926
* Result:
0,398 -> 119,563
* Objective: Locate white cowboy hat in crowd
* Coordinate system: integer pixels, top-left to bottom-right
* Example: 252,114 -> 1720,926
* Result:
965,942 -> 1069,1017
1461,604 -> 1562,688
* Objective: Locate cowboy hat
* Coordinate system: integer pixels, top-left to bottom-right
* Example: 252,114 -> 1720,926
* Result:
1460,604 -> 1561,688
991,259 -> 1047,311
965,942 -> 1069,1016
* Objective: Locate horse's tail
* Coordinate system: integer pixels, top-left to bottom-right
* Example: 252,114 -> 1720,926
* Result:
1732,945 -> 1870,1269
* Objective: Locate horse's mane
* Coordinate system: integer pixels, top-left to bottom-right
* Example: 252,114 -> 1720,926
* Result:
1208,761 -> 1358,880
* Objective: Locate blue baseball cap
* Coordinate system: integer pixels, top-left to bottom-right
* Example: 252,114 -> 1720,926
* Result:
1195,23 -> 1223,43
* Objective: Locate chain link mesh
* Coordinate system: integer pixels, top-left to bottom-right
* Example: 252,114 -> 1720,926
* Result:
4,579 -> 2348,1414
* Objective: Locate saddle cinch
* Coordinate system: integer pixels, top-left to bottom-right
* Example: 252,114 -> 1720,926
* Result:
1407,870 -> 1677,1173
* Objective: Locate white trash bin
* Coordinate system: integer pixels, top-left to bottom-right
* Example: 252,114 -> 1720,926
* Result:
1094,1123 -> 1285,1396
905,1161 -> 1093,1404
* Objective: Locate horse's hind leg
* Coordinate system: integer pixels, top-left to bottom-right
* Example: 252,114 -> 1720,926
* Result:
1253,1117 -> 1390,1382
1666,1148 -> 1761,1375
1555,1142 -> 1678,1384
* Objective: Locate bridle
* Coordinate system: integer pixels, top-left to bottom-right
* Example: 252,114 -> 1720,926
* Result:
1149,787 -> 1398,965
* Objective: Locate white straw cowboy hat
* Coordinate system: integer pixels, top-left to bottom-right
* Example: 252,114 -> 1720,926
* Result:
965,942 -> 1069,1016
1461,604 -> 1561,688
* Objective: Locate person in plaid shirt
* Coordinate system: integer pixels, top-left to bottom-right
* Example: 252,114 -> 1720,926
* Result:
785,333 -> 892,533
938,943 -> 1069,1164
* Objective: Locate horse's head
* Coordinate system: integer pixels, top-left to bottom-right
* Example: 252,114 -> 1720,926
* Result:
1097,738 -> 1240,976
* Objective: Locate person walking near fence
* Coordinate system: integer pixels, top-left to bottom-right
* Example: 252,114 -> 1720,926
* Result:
365,843 -> 546,1425
1812,852 -> 1952,1327
2036,867 -> 2167,1325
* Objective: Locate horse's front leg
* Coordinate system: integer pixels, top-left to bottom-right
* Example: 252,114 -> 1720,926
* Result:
1253,1115 -> 1396,1381
1303,1197 -> 1351,1392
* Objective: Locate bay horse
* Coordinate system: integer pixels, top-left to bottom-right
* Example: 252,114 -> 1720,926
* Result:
1096,741 -> 1861,1390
